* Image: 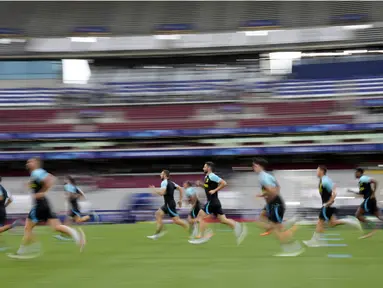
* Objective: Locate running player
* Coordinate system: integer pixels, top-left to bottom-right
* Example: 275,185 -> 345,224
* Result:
0,177 -> 19,250
54,176 -> 98,241
8,157 -> 85,259
348,168 -> 381,239
304,165 -> 361,247
183,181 -> 201,238
188,162 -> 247,245
147,170 -> 189,240
253,158 -> 304,256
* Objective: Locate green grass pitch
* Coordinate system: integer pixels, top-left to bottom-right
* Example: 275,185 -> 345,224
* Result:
0,223 -> 381,288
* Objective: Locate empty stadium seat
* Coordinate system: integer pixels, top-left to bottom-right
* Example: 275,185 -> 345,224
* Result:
274,77 -> 383,98
0,75 -> 382,106
239,115 -> 353,127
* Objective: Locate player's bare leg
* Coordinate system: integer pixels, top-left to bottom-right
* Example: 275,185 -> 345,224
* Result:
216,214 -> 236,229
256,215 -> 295,238
188,210 -> 214,244
171,216 -> 189,232
196,210 -> 210,237
188,215 -> 195,226
21,219 -> 36,245
48,218 -> 85,250
256,218 -> 273,233
74,215 -> 91,223
9,219 -> 40,257
55,216 -> 73,241
147,209 -> 166,240
217,214 -> 247,245
302,212 -> 361,247
356,207 -> 376,238
329,215 -> 362,231
259,210 -> 272,236
272,223 -> 303,257
329,215 -> 346,228
56,214 -> 94,241
303,219 -> 325,247
0,221 -> 19,250
0,222 -> 18,233
155,209 -> 164,234
188,216 -> 198,238
358,208 -> 383,239
272,223 -> 298,243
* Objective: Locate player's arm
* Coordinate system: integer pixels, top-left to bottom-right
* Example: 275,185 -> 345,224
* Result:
209,178 -> 227,195
175,185 -> 184,207
63,185 -> 71,199
64,192 -> 70,199
5,196 -> 12,207
347,188 -> 363,196
149,185 -> 166,196
4,190 -> 13,207
77,187 -> 86,200
259,175 -> 280,198
256,187 -> 268,198
195,181 -> 204,188
35,174 -> 55,199
371,178 -> 378,198
324,186 -> 337,207
261,186 -> 279,199
263,182 -> 280,195
261,180 -> 280,198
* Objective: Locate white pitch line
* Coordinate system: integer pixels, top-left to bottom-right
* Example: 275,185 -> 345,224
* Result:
319,238 -> 344,241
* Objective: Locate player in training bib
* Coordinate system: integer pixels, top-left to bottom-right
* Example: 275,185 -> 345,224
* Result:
184,181 -> 201,238
253,158 -> 304,257
349,168 -> 381,239
147,170 -> 189,240
189,162 -> 247,245
304,165 -> 361,247
8,158 -> 85,259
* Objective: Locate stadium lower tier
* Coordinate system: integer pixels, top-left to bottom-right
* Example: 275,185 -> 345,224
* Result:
0,115 -> 354,132
0,143 -> 381,160
0,153 -> 380,174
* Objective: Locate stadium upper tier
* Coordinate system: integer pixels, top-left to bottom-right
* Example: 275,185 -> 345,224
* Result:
0,2 -> 379,36
2,76 -> 383,105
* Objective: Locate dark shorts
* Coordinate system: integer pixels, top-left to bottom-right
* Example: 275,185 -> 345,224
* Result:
203,200 -> 223,216
268,203 -> 285,223
161,202 -> 178,218
0,208 -> 6,226
28,199 -> 57,223
319,206 -> 336,221
190,202 -> 201,219
361,197 -> 378,214
69,200 -> 82,218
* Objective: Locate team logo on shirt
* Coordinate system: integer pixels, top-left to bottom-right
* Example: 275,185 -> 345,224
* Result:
204,176 -> 209,188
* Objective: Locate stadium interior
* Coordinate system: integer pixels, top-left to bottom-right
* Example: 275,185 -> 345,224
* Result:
0,1 -> 383,288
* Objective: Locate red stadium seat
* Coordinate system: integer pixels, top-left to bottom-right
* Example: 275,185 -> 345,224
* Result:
0,101 -> 353,132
